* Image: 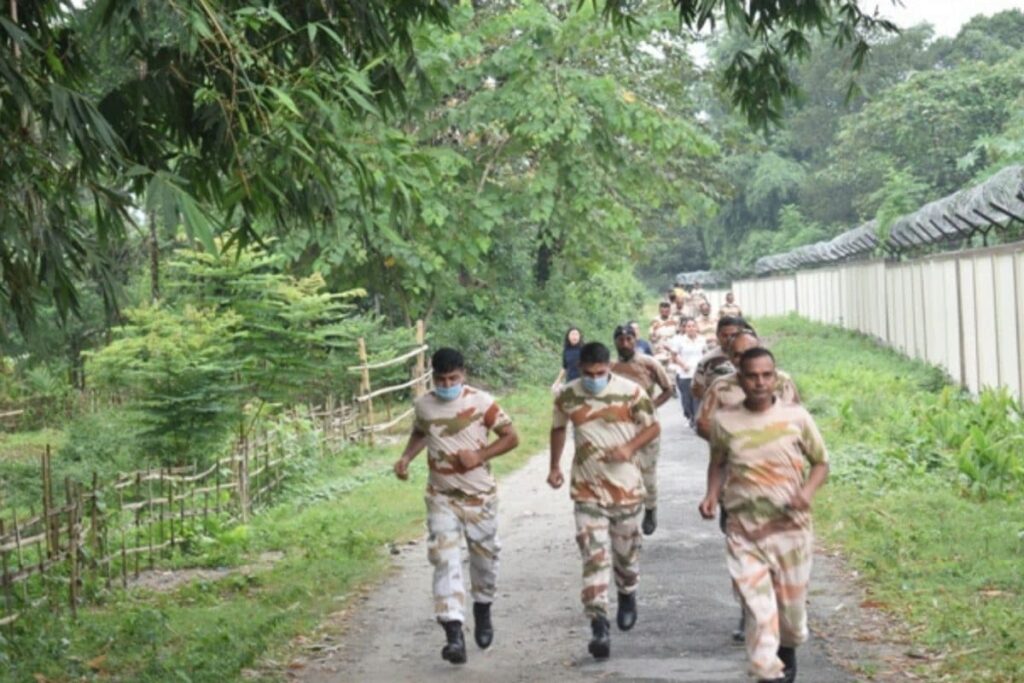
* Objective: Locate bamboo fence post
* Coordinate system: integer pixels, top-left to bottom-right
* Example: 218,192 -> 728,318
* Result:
146,469 -> 154,571
240,438 -> 250,523
414,319 -> 427,398
215,459 -> 222,516
90,472 -> 101,585
166,468 -> 174,554
134,472 -> 142,577
357,337 -> 375,446
65,478 -> 78,619
339,398 -> 349,443
118,490 -> 128,589
11,509 -> 27,601
0,519 -> 13,635
42,446 -> 55,559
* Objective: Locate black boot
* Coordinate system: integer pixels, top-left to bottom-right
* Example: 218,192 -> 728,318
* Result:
588,616 -> 611,659
732,608 -> 746,643
473,601 -> 494,649
642,507 -> 657,535
616,591 -> 637,631
778,646 -> 797,683
440,620 -> 467,664
756,647 -> 796,683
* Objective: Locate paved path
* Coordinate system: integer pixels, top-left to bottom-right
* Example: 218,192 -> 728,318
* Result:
295,401 -> 856,682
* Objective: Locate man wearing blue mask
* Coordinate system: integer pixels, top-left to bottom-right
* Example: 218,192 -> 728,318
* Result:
394,348 -> 520,665
548,342 -> 660,659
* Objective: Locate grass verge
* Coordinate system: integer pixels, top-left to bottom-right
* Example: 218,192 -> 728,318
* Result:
759,315 -> 1024,683
0,385 -> 552,683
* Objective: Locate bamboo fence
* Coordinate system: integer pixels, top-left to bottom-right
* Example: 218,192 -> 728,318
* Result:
0,323 -> 429,631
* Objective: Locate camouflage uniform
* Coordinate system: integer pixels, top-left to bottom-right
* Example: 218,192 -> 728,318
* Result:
710,402 -> 828,681
719,302 -> 743,318
611,354 -> 671,511
414,387 -> 512,623
553,375 -> 655,618
649,316 -> 678,359
691,347 -> 733,400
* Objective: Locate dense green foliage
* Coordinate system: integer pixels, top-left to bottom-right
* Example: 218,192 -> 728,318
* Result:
762,316 -> 1023,681
657,10 -> 1024,280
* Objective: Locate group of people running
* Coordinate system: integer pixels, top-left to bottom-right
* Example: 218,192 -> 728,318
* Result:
393,285 -> 829,683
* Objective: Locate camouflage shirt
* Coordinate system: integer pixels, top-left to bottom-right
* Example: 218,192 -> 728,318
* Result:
611,353 -> 672,398
692,348 -> 733,397
649,316 -> 678,350
710,400 -> 828,538
719,303 -> 743,318
697,369 -> 801,431
553,375 -> 655,507
414,386 -> 512,497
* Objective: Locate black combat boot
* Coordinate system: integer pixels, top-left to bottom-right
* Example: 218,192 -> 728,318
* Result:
778,645 -> 797,683
473,601 -> 494,649
440,620 -> 467,664
616,591 -> 637,631
642,507 -> 657,535
756,646 -> 797,683
588,616 -> 611,659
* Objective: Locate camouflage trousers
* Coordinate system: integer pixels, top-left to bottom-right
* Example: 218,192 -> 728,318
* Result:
574,501 -> 643,619
638,438 -> 660,509
726,528 -> 813,680
426,491 -> 500,623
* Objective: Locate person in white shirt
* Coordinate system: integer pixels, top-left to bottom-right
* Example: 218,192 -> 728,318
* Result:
668,318 -> 707,429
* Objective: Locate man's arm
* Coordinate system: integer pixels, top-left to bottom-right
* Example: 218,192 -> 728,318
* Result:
691,366 -> 707,400
548,426 -> 567,488
788,462 -> 829,511
455,423 -> 520,469
394,429 -> 428,480
607,421 -> 661,462
699,427 -> 727,519
695,384 -> 720,440
650,360 -> 674,408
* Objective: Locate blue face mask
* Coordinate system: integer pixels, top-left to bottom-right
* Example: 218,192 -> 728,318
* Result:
582,375 -> 609,395
434,384 -> 463,402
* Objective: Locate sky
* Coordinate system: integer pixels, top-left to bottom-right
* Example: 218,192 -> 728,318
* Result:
861,0 -> 1024,36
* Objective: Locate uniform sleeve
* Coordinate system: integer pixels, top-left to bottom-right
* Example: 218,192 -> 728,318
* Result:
483,400 -> 513,432
798,411 -> 828,465
551,391 -> 570,429
692,359 -> 708,392
784,376 -> 802,405
696,381 -> 720,425
630,387 -> 656,428
708,417 -> 729,465
413,398 -> 429,434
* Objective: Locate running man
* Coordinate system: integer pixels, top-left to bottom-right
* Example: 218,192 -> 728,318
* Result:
695,300 -> 719,348
612,325 -> 673,534
691,316 -> 747,402
700,348 -> 829,683
548,342 -> 660,659
719,291 -> 743,318
394,348 -> 520,664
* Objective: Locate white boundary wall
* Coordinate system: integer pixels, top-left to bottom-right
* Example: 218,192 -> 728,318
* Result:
732,243 -> 1024,396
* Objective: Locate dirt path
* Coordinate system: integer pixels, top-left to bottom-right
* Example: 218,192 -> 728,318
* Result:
292,403 -> 863,682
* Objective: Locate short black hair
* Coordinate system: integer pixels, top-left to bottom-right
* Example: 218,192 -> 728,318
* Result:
659,301 -> 670,308
613,324 -> 635,340
431,348 -> 465,374
738,347 -> 775,373
717,316 -> 743,331
579,341 -> 611,365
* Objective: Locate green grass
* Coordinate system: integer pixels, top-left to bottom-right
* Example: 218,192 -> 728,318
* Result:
759,315 -> 1024,682
0,428 -> 65,462
0,385 -> 551,683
